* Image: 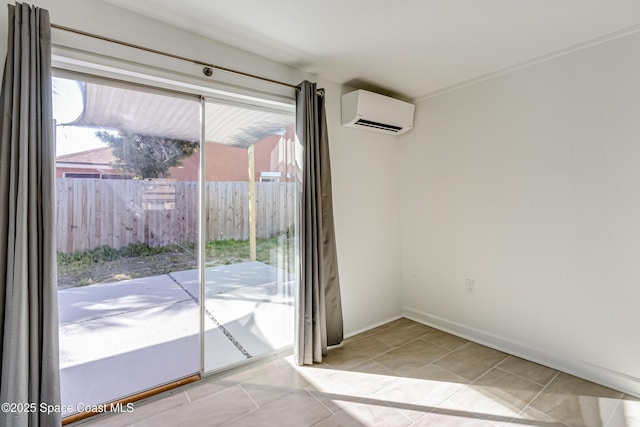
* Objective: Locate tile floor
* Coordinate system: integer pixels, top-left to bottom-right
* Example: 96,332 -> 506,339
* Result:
77,318 -> 640,427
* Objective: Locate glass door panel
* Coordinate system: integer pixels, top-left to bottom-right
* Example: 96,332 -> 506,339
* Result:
53,76 -> 201,415
202,99 -> 298,372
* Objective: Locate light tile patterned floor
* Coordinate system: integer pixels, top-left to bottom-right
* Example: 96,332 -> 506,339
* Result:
78,318 -> 640,427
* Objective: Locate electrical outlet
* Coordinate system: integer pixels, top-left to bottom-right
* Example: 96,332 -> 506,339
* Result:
465,278 -> 475,294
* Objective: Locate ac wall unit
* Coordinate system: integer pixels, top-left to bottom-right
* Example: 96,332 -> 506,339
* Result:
341,89 -> 415,135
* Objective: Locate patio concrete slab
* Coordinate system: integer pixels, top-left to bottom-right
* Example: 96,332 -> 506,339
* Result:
203,326 -> 249,372
165,268 -> 198,297
209,300 -> 294,356
60,298 -> 245,415
60,299 -> 199,414
170,261 -> 293,300
58,275 -> 188,325
208,282 -> 294,356
58,261 -> 294,414
170,263 -> 295,356
59,299 -> 201,369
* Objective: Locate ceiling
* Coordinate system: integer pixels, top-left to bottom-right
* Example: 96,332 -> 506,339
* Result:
98,0 -> 640,100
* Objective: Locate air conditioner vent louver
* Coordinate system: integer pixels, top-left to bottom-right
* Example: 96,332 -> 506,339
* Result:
341,89 -> 415,135
354,119 -> 402,133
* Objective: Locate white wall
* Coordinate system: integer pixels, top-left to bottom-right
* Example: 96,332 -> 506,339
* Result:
320,78 -> 404,335
0,0 -> 403,337
400,30 -> 640,395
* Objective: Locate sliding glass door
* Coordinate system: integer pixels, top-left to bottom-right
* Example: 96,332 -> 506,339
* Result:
53,73 -> 299,416
54,75 -> 202,415
202,98 -> 298,372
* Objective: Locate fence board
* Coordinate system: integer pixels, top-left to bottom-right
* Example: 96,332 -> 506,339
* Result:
56,179 -> 295,253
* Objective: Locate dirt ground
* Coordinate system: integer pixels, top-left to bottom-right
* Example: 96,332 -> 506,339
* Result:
57,236 -> 292,289
57,250 -> 200,289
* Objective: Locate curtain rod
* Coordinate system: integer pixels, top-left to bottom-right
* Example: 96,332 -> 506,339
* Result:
51,23 -> 301,90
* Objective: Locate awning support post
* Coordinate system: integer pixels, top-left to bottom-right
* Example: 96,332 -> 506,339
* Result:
248,145 -> 257,261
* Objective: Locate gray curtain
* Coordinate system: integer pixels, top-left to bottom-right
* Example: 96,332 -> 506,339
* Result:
295,81 -> 343,365
0,3 -> 61,427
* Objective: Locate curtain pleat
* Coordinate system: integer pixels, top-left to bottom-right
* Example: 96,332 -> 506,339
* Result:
295,81 -> 343,365
0,3 -> 61,426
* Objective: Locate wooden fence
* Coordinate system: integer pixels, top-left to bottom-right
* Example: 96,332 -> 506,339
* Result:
56,179 -> 297,253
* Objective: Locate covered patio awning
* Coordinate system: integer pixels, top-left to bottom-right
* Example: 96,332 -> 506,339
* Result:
64,81 -> 295,148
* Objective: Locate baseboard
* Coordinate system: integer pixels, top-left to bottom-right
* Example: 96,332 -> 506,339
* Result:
403,306 -> 640,398
343,314 -> 405,340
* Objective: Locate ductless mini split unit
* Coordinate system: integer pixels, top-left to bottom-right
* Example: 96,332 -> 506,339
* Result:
341,89 -> 415,135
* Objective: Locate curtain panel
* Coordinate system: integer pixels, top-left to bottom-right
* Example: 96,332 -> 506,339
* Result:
295,81 -> 343,365
0,3 -> 61,426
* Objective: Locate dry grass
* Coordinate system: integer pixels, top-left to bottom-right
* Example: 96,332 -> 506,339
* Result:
57,234 -> 292,289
